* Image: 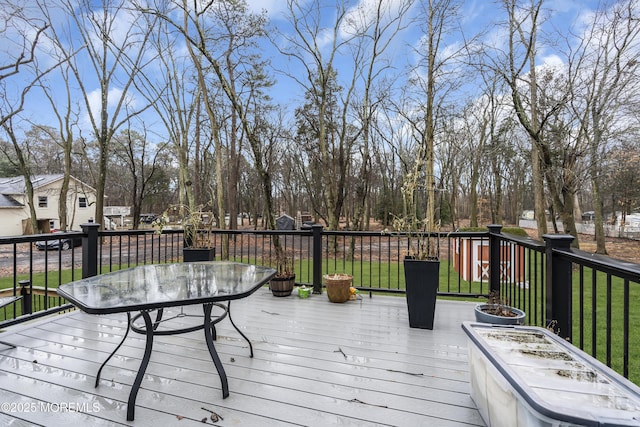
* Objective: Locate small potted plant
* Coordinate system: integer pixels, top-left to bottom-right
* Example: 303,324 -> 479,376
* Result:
269,249 -> 296,297
323,273 -> 353,303
153,203 -> 215,262
474,290 -> 526,325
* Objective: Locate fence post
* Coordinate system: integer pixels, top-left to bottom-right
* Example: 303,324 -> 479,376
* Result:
312,224 -> 323,294
81,222 -> 100,278
19,280 -> 32,315
543,234 -> 575,340
488,224 -> 503,295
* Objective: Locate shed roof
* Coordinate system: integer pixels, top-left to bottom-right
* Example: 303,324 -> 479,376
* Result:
0,193 -> 23,208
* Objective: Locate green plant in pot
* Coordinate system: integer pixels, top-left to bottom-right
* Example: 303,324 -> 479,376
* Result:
269,249 -> 296,297
154,203 -> 215,262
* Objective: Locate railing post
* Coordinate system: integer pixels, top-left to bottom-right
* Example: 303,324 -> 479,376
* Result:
543,234 -> 575,340
312,224 -> 323,294
488,224 -> 503,295
82,222 -> 100,278
19,280 -> 32,315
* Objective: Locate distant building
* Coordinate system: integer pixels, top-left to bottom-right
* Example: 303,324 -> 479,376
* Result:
0,174 -> 97,236
276,213 -> 295,230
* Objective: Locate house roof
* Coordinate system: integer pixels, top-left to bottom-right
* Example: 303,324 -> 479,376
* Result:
0,193 -> 23,208
0,174 -> 96,209
0,174 -> 95,193
0,174 -> 65,194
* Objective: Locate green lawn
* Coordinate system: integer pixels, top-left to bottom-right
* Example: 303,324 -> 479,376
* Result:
571,269 -> 640,384
1,257 -> 638,385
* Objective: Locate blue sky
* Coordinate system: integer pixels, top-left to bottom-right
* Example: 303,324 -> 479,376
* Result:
242,0 -> 600,108
2,0 -> 605,144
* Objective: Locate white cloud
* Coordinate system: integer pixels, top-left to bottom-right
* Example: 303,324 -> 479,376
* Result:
541,54 -> 564,69
246,0 -> 291,20
316,27 -> 335,51
84,87 -> 136,127
340,0 -> 412,38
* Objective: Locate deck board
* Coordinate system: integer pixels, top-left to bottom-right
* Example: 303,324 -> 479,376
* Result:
0,290 -> 485,426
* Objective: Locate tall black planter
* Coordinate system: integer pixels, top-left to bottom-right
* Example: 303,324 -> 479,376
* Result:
183,247 -> 215,262
404,258 -> 440,329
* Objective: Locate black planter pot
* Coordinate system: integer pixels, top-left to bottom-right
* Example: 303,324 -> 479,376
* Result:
404,257 -> 440,329
183,247 -> 215,262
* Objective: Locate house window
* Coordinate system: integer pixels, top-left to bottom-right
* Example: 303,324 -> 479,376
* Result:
38,196 -> 48,208
79,197 -> 88,208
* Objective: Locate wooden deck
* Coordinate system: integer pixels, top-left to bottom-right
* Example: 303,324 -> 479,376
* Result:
0,290 -> 485,426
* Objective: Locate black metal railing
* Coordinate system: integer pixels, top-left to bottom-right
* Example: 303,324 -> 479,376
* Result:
549,241 -> 640,381
2,222 -> 640,383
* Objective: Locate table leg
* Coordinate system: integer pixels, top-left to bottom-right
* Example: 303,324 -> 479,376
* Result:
227,301 -> 254,358
152,308 -> 164,331
127,310 -> 154,421
95,312 -> 131,388
203,303 -> 229,398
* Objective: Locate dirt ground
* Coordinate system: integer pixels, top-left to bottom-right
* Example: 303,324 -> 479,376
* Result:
364,218 -> 639,263
521,228 -> 640,263
365,219 -> 639,263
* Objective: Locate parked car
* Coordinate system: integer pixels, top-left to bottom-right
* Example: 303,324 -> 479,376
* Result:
35,231 -> 82,251
581,211 -> 595,222
139,214 -> 158,224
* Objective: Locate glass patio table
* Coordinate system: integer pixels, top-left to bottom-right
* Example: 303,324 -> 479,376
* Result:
57,261 -> 276,421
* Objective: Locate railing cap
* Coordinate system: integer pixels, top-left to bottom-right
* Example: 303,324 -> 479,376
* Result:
81,222 -> 101,229
542,234 -> 575,244
487,224 -> 503,234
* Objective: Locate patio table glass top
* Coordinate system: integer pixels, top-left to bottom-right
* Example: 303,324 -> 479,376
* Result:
57,261 -> 276,314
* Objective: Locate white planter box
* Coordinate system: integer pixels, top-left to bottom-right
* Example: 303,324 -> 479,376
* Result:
462,322 -> 640,426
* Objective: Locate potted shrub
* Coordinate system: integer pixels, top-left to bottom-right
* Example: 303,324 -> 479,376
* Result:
474,291 -> 526,325
400,228 -> 440,330
154,203 -> 215,262
391,168 -> 441,329
269,250 -> 296,297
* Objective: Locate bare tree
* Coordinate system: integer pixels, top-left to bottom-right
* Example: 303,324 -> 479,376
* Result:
277,0 -> 360,231
496,0 -> 550,235
32,46 -> 82,231
111,127 -> 169,229
369,105 -> 405,227
398,0 -> 466,256
0,1 -> 74,233
482,0 -> 581,242
566,0 -> 640,253
139,0 -> 279,238
462,96 -> 490,227
134,15 -> 201,215
55,0 -> 156,229
0,2 -> 49,127
1,118 -> 38,233
344,0 -> 413,231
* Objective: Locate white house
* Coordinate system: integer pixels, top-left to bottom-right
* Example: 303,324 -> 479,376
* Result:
0,174 -> 98,236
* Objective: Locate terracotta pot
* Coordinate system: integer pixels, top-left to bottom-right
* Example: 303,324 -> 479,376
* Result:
324,274 -> 353,303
